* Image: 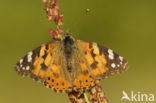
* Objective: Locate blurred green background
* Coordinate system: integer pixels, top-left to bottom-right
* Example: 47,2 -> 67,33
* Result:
0,0 -> 156,103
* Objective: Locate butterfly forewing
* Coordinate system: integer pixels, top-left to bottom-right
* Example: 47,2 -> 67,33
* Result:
15,42 -> 54,82
97,44 -> 129,77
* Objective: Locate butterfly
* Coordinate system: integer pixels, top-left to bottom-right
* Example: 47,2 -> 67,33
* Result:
14,33 -> 129,93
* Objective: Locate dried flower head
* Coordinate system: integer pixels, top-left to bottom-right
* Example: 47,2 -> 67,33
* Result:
43,0 -> 64,40
88,85 -> 108,103
68,85 -> 108,103
68,91 -> 85,103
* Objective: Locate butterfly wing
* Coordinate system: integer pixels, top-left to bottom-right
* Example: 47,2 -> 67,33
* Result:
15,41 -> 73,92
15,41 -> 55,82
76,39 -> 129,80
70,45 -> 96,91
44,44 -> 73,93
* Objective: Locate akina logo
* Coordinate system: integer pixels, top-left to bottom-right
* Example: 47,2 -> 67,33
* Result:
121,91 -> 155,102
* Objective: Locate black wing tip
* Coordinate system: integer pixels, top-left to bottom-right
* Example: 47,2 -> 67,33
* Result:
14,63 -> 21,74
121,59 -> 129,71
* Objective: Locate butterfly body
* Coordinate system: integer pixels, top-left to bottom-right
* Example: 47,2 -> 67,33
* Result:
62,34 -> 76,72
15,33 -> 129,93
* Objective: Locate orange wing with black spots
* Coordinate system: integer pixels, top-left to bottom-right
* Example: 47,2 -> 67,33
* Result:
69,43 -> 97,92
15,40 -> 73,93
76,40 -> 129,80
43,47 -> 73,93
71,58 -> 96,91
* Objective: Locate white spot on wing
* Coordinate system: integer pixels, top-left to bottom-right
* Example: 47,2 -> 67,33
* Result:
111,63 -> 116,68
19,59 -> 23,64
108,54 -> 114,60
27,51 -> 33,62
20,65 -> 23,67
120,62 -> 123,65
22,67 -> 25,70
117,64 -> 120,67
123,62 -> 128,69
119,56 -> 123,62
108,49 -> 114,60
26,66 -> 30,70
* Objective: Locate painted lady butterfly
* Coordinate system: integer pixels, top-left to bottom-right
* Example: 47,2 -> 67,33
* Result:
15,33 -> 128,93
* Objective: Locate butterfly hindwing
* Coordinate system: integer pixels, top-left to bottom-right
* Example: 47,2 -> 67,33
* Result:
76,39 -> 129,80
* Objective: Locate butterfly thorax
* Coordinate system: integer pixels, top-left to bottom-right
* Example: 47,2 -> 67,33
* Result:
63,35 -> 76,72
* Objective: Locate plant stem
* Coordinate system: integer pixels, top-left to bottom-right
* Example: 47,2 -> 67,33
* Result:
84,93 -> 90,103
